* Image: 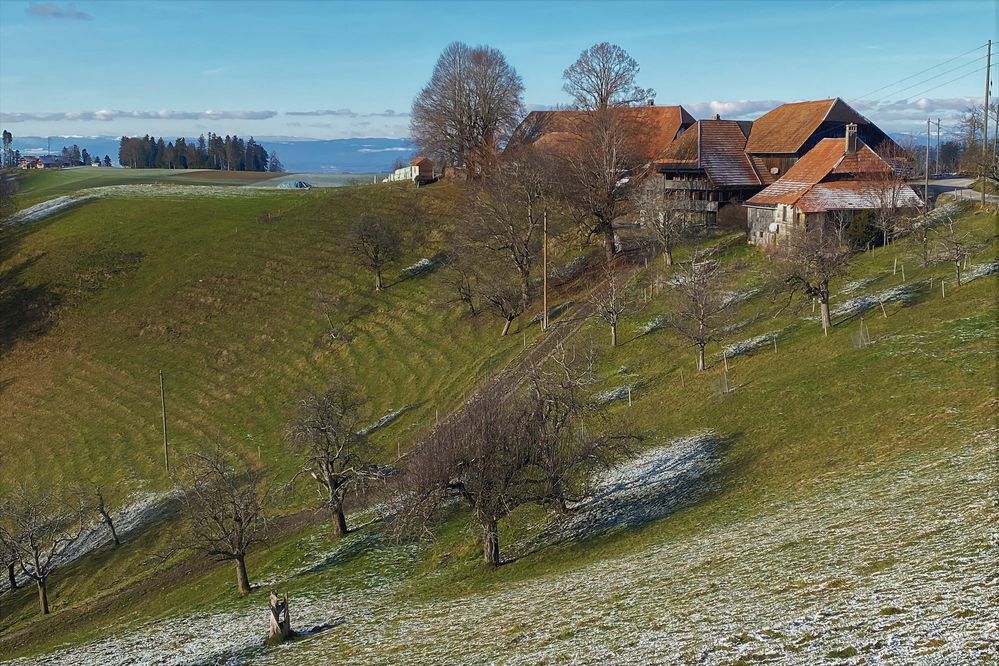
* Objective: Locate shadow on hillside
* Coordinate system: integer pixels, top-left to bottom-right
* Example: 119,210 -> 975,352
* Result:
0,254 -> 61,357
294,521 -> 385,578
515,431 -> 736,559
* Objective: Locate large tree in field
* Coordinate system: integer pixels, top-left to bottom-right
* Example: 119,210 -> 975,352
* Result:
396,349 -> 629,565
176,446 -> 268,597
768,227 -> 853,334
0,484 -> 85,615
349,214 -> 402,291
562,42 -> 654,111
460,147 -> 553,328
557,43 -> 653,260
411,41 -> 524,175
286,379 -> 380,536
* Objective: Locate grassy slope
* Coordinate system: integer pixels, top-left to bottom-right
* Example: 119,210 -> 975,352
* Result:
0,193 -> 995,661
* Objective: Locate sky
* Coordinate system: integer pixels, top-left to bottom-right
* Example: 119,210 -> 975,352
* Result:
0,0 -> 996,141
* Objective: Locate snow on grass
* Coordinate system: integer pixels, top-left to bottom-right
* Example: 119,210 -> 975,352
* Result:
718,329 -> 784,360
639,315 -> 666,335
830,284 -> 918,318
357,405 -> 415,436
962,260 -> 999,283
0,490 -> 180,594
836,276 -> 877,297
13,431 -> 996,665
596,384 -> 632,404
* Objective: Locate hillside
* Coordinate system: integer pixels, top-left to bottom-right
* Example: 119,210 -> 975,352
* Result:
0,178 -> 996,663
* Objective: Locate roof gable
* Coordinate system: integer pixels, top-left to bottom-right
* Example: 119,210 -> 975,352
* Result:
746,137 -> 919,212
745,98 -> 874,154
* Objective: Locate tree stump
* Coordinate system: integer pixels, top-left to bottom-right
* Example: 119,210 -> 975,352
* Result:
267,591 -> 292,644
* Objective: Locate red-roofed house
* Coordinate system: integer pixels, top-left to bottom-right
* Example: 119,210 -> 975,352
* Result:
745,98 -> 895,185
508,103 -> 695,165
656,117 -> 762,225
745,124 -> 923,245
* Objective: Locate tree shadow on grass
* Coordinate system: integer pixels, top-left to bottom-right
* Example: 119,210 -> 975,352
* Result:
515,431 -> 736,558
0,254 -> 60,357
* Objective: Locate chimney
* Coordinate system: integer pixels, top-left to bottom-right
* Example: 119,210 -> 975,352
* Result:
647,99 -> 655,106
713,113 -> 721,121
845,123 -> 858,154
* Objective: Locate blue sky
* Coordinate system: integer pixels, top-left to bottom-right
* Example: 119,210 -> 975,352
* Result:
0,0 -> 995,140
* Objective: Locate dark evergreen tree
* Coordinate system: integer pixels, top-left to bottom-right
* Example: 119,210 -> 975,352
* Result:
103,154 -> 112,167
81,148 -> 91,166
268,151 -> 284,172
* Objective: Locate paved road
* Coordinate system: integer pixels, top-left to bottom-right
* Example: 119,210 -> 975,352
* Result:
915,177 -> 999,205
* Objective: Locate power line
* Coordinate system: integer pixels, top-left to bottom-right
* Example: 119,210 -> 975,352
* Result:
901,63 -> 992,102
866,55 -> 997,104
851,42 -> 988,101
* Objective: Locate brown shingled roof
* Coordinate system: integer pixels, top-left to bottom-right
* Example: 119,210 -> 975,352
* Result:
746,138 -> 922,213
745,98 -> 874,154
659,119 -> 761,188
509,105 -> 695,163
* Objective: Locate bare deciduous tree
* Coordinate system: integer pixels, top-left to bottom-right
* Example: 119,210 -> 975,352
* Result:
286,379 -> 380,536
441,258 -> 478,316
411,42 -> 525,175
589,261 -> 632,347
94,486 -> 120,547
665,254 -> 740,371
0,484 -> 85,614
634,179 -> 691,266
396,353 -> 630,565
933,217 -> 981,286
768,228 -> 853,334
866,149 -> 918,248
176,446 -> 268,596
557,43 -> 654,261
350,215 -> 402,291
562,42 -> 654,111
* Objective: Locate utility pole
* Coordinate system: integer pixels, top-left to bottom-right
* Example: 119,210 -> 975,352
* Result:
542,208 -> 549,331
935,118 -> 941,175
159,370 -> 169,473
982,39 -> 992,207
925,117 -> 931,209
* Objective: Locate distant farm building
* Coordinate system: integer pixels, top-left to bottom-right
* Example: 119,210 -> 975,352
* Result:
745,124 -> 922,245
656,117 -> 763,226
18,156 -> 42,169
384,156 -> 436,184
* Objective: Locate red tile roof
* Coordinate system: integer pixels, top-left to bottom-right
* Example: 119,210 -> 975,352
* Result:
745,98 -> 871,155
746,138 -> 923,213
509,105 -> 695,163
659,119 -> 761,187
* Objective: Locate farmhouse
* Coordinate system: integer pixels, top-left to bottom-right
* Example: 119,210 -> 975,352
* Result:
745,123 -> 923,245
744,97 -> 894,184
18,156 -> 42,169
656,116 -> 763,226
508,103 -> 696,164
385,156 -> 436,184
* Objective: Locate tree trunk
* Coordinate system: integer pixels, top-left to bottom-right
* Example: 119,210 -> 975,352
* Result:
500,317 -> 513,337
610,323 -> 617,347
481,519 -> 500,566
235,556 -> 251,596
332,503 -> 348,536
375,268 -> 383,291
6,562 -> 16,590
696,345 -> 706,372
955,262 -> 962,286
109,520 -> 121,547
664,245 -> 673,267
603,224 -> 616,261
37,578 -> 49,615
820,299 -> 831,333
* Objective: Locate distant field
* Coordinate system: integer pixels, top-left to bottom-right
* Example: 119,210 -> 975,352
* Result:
11,168 -> 379,208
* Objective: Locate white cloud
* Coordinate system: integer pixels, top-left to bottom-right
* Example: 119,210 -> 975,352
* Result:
1,110 -> 278,122
683,99 -> 784,118
284,109 -> 409,118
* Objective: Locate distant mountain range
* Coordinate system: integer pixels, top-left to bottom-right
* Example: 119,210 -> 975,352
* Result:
8,136 -> 416,174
